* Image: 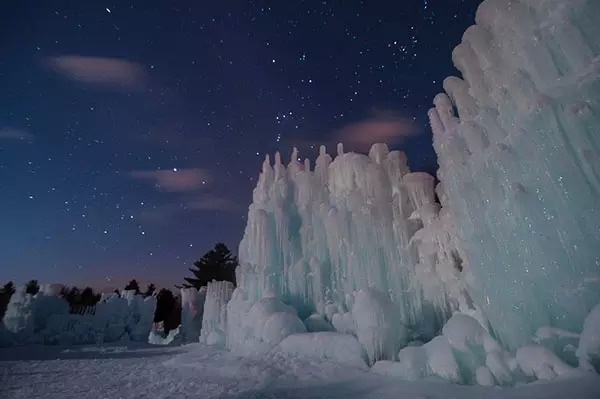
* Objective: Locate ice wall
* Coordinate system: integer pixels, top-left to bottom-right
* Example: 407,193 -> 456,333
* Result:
2,285 -> 158,345
428,0 -> 600,350
180,287 -> 206,342
199,281 -> 233,347
236,143 -> 466,353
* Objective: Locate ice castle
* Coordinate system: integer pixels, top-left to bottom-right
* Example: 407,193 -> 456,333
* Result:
216,0 -> 600,372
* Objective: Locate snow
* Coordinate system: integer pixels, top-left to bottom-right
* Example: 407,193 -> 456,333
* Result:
276,332 -> 367,369
515,345 -> 574,381
2,342 -> 600,399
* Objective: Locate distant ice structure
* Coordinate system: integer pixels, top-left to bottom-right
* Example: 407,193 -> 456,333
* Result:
148,324 -> 181,345
428,0 -> 600,350
2,285 -> 69,344
180,287 -> 206,342
199,281 -> 234,347
2,284 -> 158,345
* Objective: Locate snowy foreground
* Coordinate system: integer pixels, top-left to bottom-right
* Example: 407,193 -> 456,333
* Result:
1,343 -> 600,399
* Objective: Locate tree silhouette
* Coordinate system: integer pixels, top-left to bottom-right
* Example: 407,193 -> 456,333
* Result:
181,243 -> 237,289
0,281 -> 16,318
124,279 -> 140,294
25,279 -> 40,295
1,282 -> 15,296
154,288 -> 179,334
144,283 -> 156,297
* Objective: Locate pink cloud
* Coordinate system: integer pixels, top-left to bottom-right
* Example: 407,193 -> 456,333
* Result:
130,168 -> 211,192
46,56 -> 147,90
187,195 -> 241,212
0,127 -> 34,141
335,109 -> 419,151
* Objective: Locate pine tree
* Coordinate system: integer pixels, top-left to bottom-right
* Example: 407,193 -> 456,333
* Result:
182,243 -> 237,289
144,283 -> 156,297
124,279 -> 140,294
25,279 -> 40,295
1,281 -> 15,296
0,281 -> 16,318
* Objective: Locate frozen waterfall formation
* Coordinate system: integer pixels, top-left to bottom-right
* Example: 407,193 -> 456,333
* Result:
227,143 -> 469,364
429,0 -> 600,351
203,0 -> 600,385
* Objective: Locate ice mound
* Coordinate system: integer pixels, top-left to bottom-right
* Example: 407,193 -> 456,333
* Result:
200,281 -> 234,347
373,336 -> 460,383
577,303 -> 600,372
516,345 -> 573,381
225,290 -> 306,354
276,332 -> 367,369
429,0 -> 600,350
372,313 -> 520,385
352,289 -> 409,365
149,325 -> 181,345
533,326 -> 580,366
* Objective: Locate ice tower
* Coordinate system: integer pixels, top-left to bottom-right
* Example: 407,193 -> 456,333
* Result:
429,0 -> 600,350
236,143 -> 465,349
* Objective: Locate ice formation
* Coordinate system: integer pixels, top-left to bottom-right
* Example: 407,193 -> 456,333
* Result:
577,303 -> 600,371
233,142 -> 464,358
180,287 -> 206,342
1,285 -> 157,345
2,285 -> 69,344
221,0 -> 600,382
276,332 -> 368,369
199,280 -> 234,347
428,0 -> 600,350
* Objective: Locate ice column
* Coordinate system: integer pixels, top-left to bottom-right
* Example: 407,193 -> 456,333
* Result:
237,143 -> 465,346
429,0 -> 600,350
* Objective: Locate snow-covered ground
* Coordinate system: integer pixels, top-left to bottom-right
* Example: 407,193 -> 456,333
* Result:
2,343 -> 599,399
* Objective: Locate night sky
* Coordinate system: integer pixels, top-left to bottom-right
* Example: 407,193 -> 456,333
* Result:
1,1 -> 481,290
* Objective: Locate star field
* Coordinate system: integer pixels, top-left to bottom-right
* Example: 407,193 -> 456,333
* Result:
0,1 -> 481,289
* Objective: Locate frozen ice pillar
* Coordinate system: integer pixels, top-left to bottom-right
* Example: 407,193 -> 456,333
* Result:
429,0 -> 600,350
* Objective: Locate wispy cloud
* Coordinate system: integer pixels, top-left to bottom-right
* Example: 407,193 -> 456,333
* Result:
334,109 -> 419,152
0,127 -> 34,141
129,168 -> 211,192
136,195 -> 241,225
46,56 -> 147,91
187,195 -> 242,212
280,109 -> 420,156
